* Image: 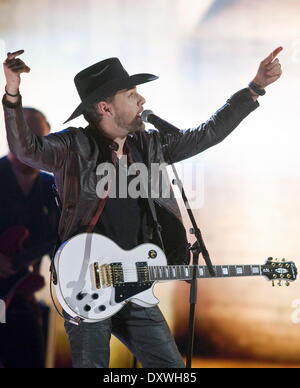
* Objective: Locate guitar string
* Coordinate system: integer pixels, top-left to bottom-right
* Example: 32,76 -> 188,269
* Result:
92,266 -> 265,278
97,265 -> 262,273
94,267 -> 262,273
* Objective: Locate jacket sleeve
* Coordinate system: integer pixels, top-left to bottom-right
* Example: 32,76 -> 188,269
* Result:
2,94 -> 73,172
161,88 -> 259,164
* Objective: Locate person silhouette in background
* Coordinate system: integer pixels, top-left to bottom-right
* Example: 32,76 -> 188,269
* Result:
0,107 -> 59,368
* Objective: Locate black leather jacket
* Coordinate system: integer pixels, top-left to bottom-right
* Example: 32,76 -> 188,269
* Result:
2,88 -> 259,264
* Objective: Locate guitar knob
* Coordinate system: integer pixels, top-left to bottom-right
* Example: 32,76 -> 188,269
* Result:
76,292 -> 86,301
148,250 -> 157,259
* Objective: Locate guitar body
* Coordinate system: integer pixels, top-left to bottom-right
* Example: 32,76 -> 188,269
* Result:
54,233 -> 167,323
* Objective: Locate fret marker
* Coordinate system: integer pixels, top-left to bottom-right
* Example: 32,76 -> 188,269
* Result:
222,267 -> 229,276
236,267 -> 243,275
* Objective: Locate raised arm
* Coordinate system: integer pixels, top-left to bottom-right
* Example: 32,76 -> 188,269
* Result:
2,50 -> 72,172
162,47 -> 283,164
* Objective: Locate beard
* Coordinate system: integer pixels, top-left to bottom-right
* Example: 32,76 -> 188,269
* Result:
114,113 -> 145,133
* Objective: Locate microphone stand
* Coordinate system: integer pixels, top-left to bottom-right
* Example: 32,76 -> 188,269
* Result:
159,131 -> 216,369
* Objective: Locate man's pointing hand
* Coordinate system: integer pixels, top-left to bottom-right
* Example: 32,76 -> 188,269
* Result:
252,46 -> 283,89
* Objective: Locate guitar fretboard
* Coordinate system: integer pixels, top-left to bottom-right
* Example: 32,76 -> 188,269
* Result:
148,265 -> 262,281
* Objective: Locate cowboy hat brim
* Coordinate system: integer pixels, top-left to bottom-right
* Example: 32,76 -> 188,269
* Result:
63,73 -> 158,124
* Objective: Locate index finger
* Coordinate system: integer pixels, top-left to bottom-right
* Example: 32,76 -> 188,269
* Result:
7,49 -> 25,60
262,46 -> 283,65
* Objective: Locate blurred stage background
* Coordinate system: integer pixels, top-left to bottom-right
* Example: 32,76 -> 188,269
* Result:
1,0 -> 300,368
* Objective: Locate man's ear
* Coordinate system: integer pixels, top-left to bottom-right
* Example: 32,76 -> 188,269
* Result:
97,101 -> 113,118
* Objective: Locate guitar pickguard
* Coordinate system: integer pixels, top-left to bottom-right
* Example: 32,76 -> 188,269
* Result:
114,282 -> 154,303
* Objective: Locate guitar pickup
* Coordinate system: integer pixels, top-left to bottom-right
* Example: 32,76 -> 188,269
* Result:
136,262 -> 150,283
111,263 -> 124,286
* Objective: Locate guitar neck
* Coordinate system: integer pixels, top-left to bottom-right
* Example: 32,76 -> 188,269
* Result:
148,264 -> 262,282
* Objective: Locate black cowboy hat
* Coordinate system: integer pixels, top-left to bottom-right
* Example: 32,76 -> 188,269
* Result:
63,57 -> 158,124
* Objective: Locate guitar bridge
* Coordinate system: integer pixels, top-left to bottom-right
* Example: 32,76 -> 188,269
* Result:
93,262 -> 101,289
93,263 -> 113,289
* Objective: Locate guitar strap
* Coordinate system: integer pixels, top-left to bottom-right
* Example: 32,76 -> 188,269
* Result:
86,149 -> 117,233
50,184 -> 62,285
86,196 -> 109,233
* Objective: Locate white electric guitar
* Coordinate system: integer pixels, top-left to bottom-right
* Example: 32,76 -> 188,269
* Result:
53,233 -> 297,323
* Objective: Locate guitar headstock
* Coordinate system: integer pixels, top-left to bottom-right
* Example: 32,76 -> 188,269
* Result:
261,258 -> 297,287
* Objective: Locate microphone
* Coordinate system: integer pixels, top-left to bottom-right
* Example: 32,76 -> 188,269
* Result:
141,110 -> 180,135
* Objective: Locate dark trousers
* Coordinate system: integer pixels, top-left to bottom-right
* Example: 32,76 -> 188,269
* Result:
64,302 -> 185,368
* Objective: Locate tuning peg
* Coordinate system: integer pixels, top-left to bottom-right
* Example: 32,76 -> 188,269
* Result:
286,281 -> 290,287
272,280 -> 275,287
268,257 -> 273,261
278,280 -> 282,287
282,258 -> 286,262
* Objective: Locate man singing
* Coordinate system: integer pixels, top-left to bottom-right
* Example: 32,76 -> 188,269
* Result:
2,47 -> 282,368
